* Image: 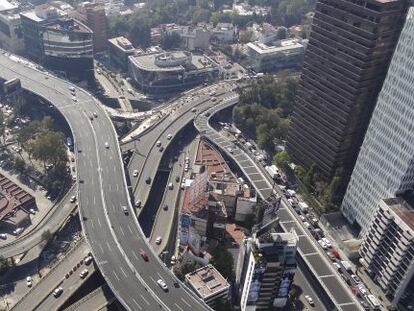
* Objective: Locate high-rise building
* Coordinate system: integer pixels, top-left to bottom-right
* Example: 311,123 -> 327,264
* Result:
236,228 -> 298,310
286,0 -> 407,179
359,197 -> 414,307
82,3 -> 107,53
341,8 -> 414,233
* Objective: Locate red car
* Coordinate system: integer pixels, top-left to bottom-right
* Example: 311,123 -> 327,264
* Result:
140,249 -> 149,261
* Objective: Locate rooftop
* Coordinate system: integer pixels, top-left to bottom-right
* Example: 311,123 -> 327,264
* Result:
108,36 -> 134,52
44,18 -> 92,33
185,264 -> 230,300
246,39 -> 304,55
0,0 -> 17,12
383,197 -> 414,232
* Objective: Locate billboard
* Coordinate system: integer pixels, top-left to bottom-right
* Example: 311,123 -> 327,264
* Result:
180,213 -> 192,246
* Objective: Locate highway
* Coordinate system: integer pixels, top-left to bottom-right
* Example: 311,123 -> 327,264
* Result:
194,103 -> 363,311
0,52 -> 209,311
0,186 -> 77,258
12,239 -> 90,311
63,284 -> 115,311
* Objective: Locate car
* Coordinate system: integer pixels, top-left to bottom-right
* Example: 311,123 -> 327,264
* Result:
79,269 -> 88,278
167,134 -> 172,140
333,262 -> 341,271
305,295 -> 314,306
135,200 -> 141,208
93,112 -> 98,118
26,276 -> 32,287
72,96 -> 77,102
191,108 -> 197,113
70,195 -> 76,203
157,279 -> 168,291
303,221 -> 311,229
175,176 -> 180,182
13,228 -> 23,235
89,114 -> 94,121
69,86 -> 75,92
321,237 -> 332,248
357,284 -> 367,295
145,177 -> 151,184
351,274 -> 361,284
205,112 -> 211,117
318,239 -> 328,250
159,147 -> 164,152
170,255 -> 176,265
155,237 -> 162,245
163,204 -> 168,211
105,142 -> 109,148
122,205 -> 128,215
156,141 -> 161,147
140,249 -> 149,261
133,170 -> 138,177
53,287 -> 63,297
0,233 -> 6,239
299,215 -> 306,222
84,256 -> 93,265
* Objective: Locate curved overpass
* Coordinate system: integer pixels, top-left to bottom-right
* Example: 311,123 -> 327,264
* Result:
0,53 -> 208,311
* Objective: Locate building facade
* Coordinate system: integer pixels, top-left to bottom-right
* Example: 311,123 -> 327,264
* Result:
0,0 -> 25,54
21,7 -> 93,81
244,39 -> 304,73
286,0 -> 407,179
359,197 -> 414,307
84,3 -> 107,53
108,36 -> 135,71
236,228 -> 298,310
341,8 -> 414,232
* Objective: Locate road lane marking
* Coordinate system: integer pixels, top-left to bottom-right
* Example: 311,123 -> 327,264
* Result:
174,303 -> 184,311
99,244 -> 104,253
119,266 -> 128,278
181,298 -> 191,307
119,227 -> 125,236
106,241 -> 112,251
128,224 -> 133,234
93,196 -> 96,205
131,251 -> 138,260
97,218 -> 101,227
140,294 -> 150,305
133,298 -> 142,310
113,271 -> 120,281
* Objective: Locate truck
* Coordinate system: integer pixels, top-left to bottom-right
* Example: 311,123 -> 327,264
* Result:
366,295 -> 381,310
340,260 -> 353,272
265,165 -> 279,179
298,202 -> 309,213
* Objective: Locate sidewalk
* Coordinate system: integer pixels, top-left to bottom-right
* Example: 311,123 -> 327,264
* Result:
0,167 -> 53,245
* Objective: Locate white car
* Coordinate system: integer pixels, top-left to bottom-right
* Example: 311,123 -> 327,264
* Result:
333,262 -> 341,271
70,195 -> 76,203
84,255 -> 93,265
79,269 -> 89,279
156,141 -> 161,147
321,237 -> 332,248
155,237 -> 162,245
167,134 -> 172,140
157,279 -> 168,291
0,233 -> 6,239
135,200 -> 141,208
105,142 -> 109,149
318,239 -> 328,250
53,286 -> 63,297
133,170 -> 138,177
305,295 -> 314,306
357,284 -> 367,295
26,276 -> 32,287
72,96 -> 77,102
122,206 -> 128,215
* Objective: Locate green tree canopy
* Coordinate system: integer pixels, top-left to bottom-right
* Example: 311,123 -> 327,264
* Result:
209,245 -> 234,279
160,32 -> 183,50
274,150 -> 290,168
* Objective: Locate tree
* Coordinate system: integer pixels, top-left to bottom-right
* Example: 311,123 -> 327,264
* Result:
294,165 -> 306,180
41,230 -> 53,245
276,27 -> 288,40
28,131 -> 67,169
210,245 -> 234,279
0,110 -> 5,144
13,156 -> 26,172
173,261 -> 197,281
274,150 -> 290,168
0,255 -> 9,272
239,30 -> 254,43
303,163 -> 317,189
160,32 -> 182,50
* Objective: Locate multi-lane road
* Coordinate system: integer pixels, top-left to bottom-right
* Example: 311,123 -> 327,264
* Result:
194,102 -> 363,311
0,52 -> 208,311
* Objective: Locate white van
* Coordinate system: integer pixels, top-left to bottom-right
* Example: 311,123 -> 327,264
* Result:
168,183 -> 174,190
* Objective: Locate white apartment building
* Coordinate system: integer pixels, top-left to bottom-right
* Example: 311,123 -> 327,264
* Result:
359,197 -> 414,307
341,7 -> 414,234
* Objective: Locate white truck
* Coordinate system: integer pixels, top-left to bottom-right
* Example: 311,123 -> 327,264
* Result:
265,165 -> 279,179
298,202 -> 309,213
341,260 -> 353,272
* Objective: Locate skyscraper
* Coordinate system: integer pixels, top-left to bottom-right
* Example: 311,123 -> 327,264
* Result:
236,228 -> 298,310
341,7 -> 414,233
287,0 -> 406,179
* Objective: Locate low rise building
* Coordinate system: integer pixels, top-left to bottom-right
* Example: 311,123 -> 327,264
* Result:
244,39 -> 304,73
185,264 -> 230,307
359,197 -> 414,307
180,26 -> 211,51
212,23 -> 234,43
0,0 -> 26,54
128,50 -> 219,93
236,227 -> 298,310
108,36 -> 135,70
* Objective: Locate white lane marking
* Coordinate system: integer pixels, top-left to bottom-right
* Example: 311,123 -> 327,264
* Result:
150,276 -> 157,284
108,183 -> 112,191
131,251 -> 138,260
157,272 -> 163,280
90,220 -> 94,229
97,218 -> 101,227
106,241 -> 112,251
133,298 -> 142,310
140,294 -> 150,306
181,298 -> 191,307
119,266 -> 128,278
174,303 -> 184,311
93,196 -> 96,205
98,244 -> 104,253
128,224 -> 133,234
113,271 -> 120,281
119,227 -> 125,237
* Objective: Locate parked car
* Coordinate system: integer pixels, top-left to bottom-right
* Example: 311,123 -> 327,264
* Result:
53,287 -> 63,297
79,269 -> 88,279
84,256 -> 93,265
70,195 -> 76,203
26,276 -> 32,287
351,274 -> 361,284
157,279 -> 168,291
133,170 -> 138,177
155,237 -> 162,245
140,249 -> 149,261
305,295 -> 314,306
